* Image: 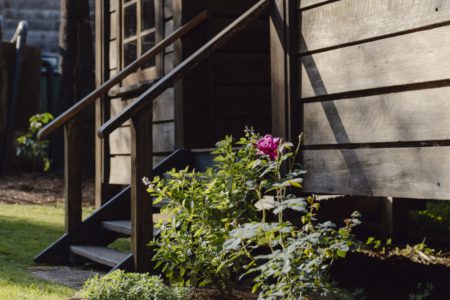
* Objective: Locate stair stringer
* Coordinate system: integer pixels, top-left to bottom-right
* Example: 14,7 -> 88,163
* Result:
34,149 -> 194,267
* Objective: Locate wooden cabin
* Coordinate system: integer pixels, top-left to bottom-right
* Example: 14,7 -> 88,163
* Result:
35,0 -> 450,272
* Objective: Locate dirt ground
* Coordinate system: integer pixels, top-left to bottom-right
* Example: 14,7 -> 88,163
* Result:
0,172 -> 94,206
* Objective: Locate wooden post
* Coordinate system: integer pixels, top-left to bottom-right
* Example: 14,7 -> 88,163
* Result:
382,197 -> 410,242
270,0 -> 299,142
95,0 -> 111,208
130,106 -> 154,273
64,117 -> 82,233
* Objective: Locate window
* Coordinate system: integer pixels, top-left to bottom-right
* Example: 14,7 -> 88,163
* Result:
122,0 -> 156,71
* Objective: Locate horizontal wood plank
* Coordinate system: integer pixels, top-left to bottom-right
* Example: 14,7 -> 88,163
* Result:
110,154 -> 172,185
109,126 -> 131,155
214,86 -> 271,117
153,88 -> 174,121
300,0 -> 337,10
213,52 -> 270,85
213,118 -> 271,142
303,147 -> 450,200
109,121 -> 175,155
214,18 -> 269,52
304,87 -> 450,145
110,88 -> 174,122
301,25 -> 450,98
153,122 -> 175,153
301,0 -> 450,53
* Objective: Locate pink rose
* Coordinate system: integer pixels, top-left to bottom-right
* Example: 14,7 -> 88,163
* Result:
256,134 -> 281,160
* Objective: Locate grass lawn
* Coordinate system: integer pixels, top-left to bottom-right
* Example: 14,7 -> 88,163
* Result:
0,203 -> 81,300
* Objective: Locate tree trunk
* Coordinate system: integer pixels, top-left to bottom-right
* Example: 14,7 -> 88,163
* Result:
57,0 -> 95,177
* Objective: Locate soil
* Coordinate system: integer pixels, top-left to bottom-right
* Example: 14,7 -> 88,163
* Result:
187,289 -> 256,300
0,172 -> 94,206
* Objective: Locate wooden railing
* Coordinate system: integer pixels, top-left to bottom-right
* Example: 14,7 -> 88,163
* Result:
96,0 -> 270,272
36,0 -> 270,272
37,11 -> 208,140
35,11 -> 207,235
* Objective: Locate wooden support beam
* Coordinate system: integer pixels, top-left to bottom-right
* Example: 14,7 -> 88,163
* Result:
382,197 -> 410,242
130,106 -> 154,273
270,0 -> 300,141
64,117 -> 82,233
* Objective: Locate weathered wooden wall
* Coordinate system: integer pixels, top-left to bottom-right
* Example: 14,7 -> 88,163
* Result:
207,0 -> 271,141
100,0 -> 272,185
108,0 -> 175,185
299,0 -> 450,200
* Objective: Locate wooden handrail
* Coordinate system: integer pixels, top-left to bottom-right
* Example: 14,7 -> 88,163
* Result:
98,0 -> 270,138
37,10 -> 208,140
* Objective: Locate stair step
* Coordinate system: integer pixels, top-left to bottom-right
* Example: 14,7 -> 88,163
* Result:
70,245 -> 130,268
102,220 -> 132,235
102,218 -> 165,236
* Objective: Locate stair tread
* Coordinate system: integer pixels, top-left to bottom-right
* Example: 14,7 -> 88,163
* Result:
70,245 -> 129,267
102,220 -> 132,235
102,214 -> 168,236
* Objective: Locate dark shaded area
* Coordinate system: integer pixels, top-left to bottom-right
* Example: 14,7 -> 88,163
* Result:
332,252 -> 450,300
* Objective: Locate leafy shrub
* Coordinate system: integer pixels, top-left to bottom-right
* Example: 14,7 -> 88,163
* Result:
147,129 -> 359,299
16,112 -> 53,171
146,129 -> 263,294
221,133 -> 360,300
79,270 -> 186,300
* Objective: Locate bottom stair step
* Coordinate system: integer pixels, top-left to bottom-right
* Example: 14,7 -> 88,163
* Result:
70,245 -> 130,267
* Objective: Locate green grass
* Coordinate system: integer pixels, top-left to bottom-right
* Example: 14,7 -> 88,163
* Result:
0,203 -> 78,300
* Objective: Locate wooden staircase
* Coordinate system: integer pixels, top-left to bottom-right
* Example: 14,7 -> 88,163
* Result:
34,149 -> 214,272
34,0 -> 270,273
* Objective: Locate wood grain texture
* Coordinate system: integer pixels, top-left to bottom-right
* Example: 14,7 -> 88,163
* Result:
153,122 -> 175,153
110,10 -> 117,40
304,87 -> 450,145
301,0 -> 450,53
109,155 -> 170,185
109,40 -> 117,69
303,147 -> 450,200
300,0 -> 337,10
301,25 -> 450,98
109,122 -> 174,155
64,118 -> 82,233
110,88 -> 174,122
130,106 -> 154,272
164,0 -> 173,19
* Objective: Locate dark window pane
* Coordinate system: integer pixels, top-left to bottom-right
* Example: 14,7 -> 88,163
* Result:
141,0 -> 155,31
124,3 -> 137,38
142,33 -> 156,68
124,40 -> 137,67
